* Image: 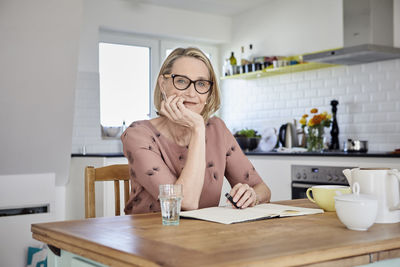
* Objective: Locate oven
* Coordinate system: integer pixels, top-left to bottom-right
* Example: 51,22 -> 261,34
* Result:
291,165 -> 352,199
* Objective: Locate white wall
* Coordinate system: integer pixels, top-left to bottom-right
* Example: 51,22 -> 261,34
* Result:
71,0 -> 231,154
221,0 -> 343,62
0,0 -> 82,186
0,173 -> 64,267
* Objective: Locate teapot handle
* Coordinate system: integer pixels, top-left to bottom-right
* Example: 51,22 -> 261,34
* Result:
388,169 -> 400,211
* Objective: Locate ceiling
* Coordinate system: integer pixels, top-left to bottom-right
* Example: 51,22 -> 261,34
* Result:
137,0 -> 267,17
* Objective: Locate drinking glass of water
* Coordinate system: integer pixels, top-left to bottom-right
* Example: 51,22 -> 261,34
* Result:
158,184 -> 183,225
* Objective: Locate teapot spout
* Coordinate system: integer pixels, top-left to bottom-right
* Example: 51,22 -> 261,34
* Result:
342,169 -> 352,185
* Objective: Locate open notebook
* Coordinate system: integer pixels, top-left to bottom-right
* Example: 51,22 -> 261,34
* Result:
180,203 -> 324,224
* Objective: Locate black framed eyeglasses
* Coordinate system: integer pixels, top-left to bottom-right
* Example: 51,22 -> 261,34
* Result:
164,74 -> 213,94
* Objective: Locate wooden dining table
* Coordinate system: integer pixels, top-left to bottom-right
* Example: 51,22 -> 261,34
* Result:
32,199 -> 400,266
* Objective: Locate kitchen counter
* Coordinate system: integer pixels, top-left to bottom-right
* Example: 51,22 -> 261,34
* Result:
247,150 -> 400,157
32,199 -> 400,267
71,151 -> 400,158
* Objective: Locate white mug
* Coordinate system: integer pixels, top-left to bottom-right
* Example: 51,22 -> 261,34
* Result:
343,168 -> 400,223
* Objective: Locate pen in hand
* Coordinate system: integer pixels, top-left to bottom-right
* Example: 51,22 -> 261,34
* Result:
225,193 -> 240,209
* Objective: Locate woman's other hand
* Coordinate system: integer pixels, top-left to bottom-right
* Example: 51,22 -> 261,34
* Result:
160,94 -> 204,129
228,183 -> 258,209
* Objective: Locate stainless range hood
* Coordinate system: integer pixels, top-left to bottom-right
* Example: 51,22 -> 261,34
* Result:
303,0 -> 400,65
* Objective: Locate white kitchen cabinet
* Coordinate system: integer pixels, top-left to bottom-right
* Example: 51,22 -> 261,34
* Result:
247,155 -> 400,202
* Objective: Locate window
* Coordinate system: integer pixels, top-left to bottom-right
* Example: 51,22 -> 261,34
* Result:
98,31 -> 159,128
99,43 -> 150,126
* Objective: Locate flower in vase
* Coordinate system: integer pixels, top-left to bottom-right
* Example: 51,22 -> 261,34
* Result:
300,109 -> 332,152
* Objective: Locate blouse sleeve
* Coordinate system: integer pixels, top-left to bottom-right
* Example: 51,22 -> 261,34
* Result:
121,124 -> 177,200
215,118 -> 263,188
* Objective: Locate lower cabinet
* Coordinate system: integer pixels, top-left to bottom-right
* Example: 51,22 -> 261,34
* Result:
48,250 -> 107,267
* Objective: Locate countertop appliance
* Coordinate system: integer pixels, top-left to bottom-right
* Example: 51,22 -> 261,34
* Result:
278,123 -> 298,148
291,165 -> 353,199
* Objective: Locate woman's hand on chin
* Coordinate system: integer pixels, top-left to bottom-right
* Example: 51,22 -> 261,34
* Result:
160,95 -> 204,130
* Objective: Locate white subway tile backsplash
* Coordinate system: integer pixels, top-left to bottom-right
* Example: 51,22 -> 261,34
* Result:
310,79 -> 324,88
379,102 -> 398,112
370,92 -> 387,102
346,84 -> 362,94
311,98 -> 324,106
317,68 -> 332,79
362,82 -> 380,93
298,81 -> 311,90
353,74 -> 370,84
304,88 -> 318,97
324,78 -> 338,87
370,72 -> 386,82
363,103 -> 379,112
370,112 -> 387,122
220,59 -> 400,152
304,71 -> 317,80
354,93 -> 370,103
387,90 -> 400,100
338,95 -> 354,104
317,88 -> 332,97
298,98 -> 311,107
332,87 -> 346,96
291,72 -> 304,82
331,66 -> 347,77
338,76 -> 353,86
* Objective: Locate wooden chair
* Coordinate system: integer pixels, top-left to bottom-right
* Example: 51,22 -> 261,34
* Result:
84,164 -> 130,218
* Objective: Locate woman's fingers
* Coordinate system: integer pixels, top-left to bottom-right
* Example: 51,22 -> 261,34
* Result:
160,94 -> 204,129
230,183 -> 256,209
163,95 -> 179,121
232,183 -> 249,202
241,188 -> 256,208
169,96 -> 183,119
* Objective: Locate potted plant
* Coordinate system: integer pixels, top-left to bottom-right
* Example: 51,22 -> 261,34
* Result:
234,128 -> 261,151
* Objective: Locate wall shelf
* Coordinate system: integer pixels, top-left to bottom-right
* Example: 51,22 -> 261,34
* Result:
220,62 -> 338,80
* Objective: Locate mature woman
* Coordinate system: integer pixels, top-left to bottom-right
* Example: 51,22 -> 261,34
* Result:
122,47 -> 271,214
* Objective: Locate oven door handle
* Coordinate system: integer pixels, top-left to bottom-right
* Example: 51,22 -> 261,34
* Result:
292,182 -> 315,188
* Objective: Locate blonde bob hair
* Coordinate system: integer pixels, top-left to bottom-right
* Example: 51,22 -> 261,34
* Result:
154,47 -> 221,122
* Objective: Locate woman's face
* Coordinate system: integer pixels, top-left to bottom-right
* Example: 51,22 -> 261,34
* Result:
160,56 -> 210,115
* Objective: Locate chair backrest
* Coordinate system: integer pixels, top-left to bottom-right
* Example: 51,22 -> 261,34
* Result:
85,164 -> 130,218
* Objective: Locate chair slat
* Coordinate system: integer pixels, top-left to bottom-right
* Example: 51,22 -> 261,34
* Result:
114,180 -> 121,216
84,165 -> 130,218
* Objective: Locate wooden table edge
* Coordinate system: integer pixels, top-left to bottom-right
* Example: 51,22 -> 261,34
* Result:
238,238 -> 400,267
31,225 -> 160,267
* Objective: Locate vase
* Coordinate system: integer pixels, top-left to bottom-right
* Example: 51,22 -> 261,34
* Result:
307,126 -> 324,152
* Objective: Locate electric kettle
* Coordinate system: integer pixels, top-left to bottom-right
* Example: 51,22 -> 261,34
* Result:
278,123 -> 298,148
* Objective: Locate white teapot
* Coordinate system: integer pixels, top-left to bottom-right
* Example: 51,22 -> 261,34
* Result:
342,168 -> 400,223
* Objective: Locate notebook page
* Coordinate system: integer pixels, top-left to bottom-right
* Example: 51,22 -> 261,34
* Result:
180,204 -> 323,224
